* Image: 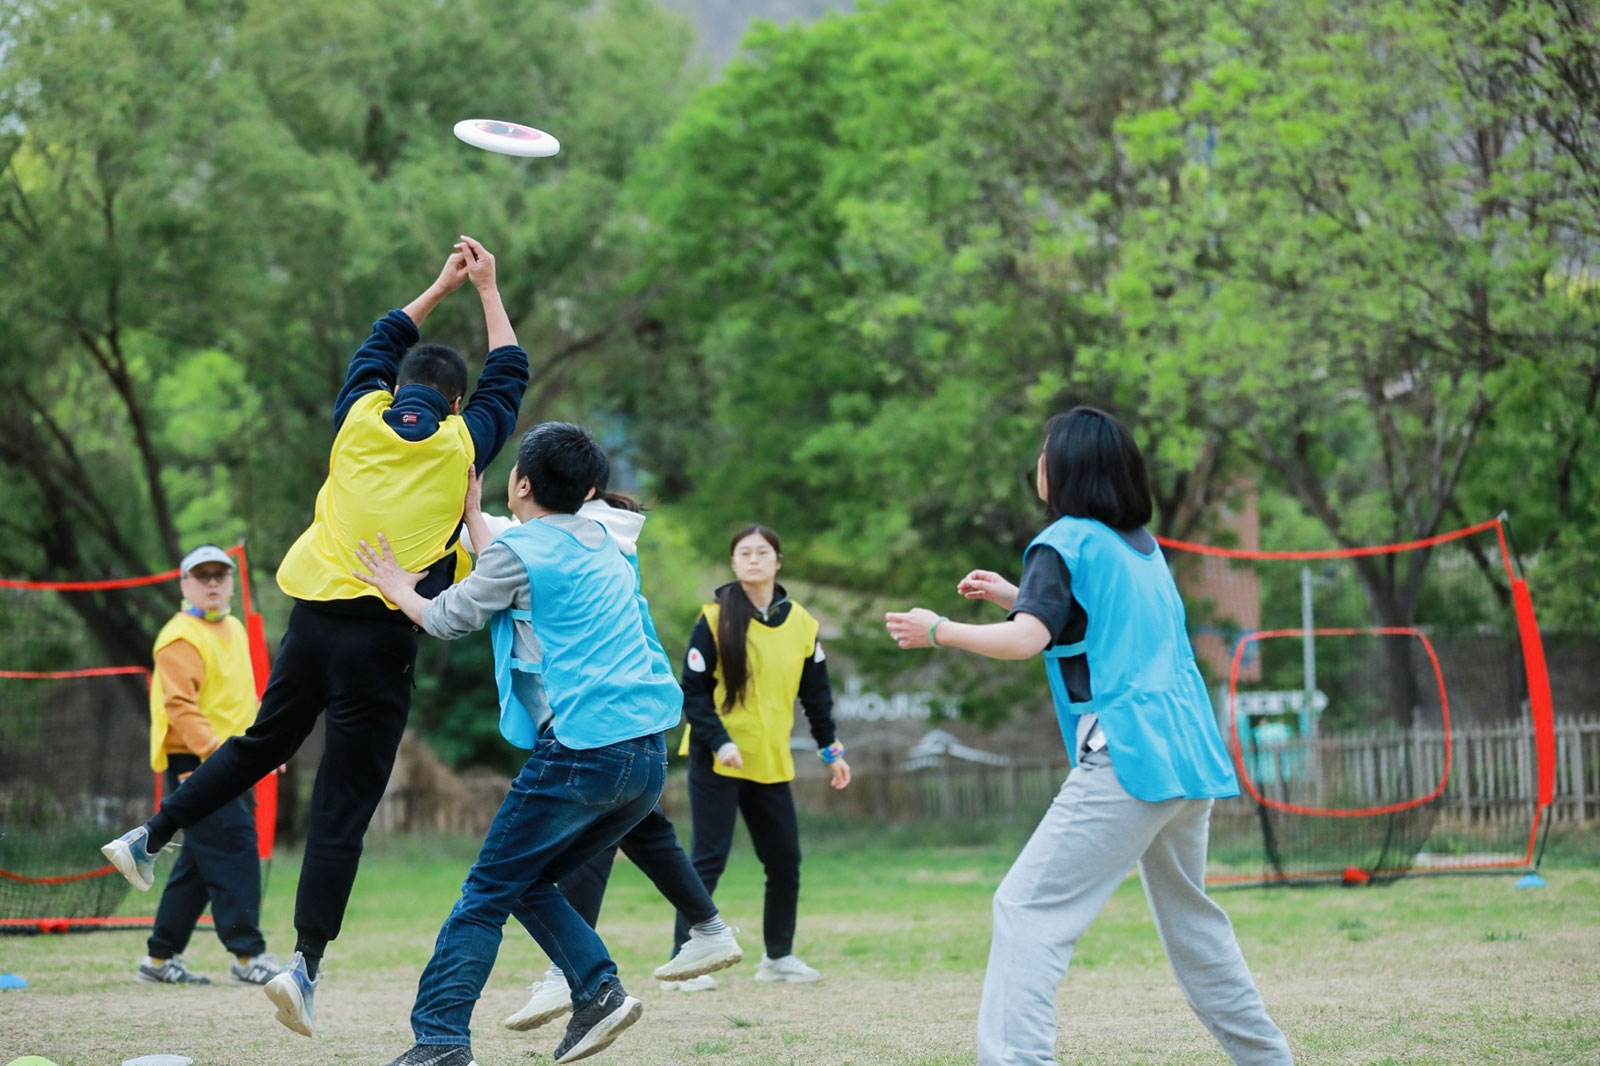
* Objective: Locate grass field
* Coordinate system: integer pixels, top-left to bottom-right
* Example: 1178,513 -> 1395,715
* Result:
2,824 -> 1598,1066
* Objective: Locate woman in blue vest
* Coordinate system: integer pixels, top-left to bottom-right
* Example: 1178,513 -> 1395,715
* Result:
885,407 -> 1293,1066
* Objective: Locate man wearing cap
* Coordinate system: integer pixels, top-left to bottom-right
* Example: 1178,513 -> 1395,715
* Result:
138,545 -> 280,987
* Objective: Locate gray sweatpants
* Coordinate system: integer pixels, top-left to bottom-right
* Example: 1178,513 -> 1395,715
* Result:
977,750 -> 1293,1066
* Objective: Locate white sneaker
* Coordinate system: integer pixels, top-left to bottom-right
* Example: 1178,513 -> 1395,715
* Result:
754,954 -> 820,983
658,974 -> 717,992
503,966 -> 572,1031
652,928 -> 743,981
263,950 -> 318,1038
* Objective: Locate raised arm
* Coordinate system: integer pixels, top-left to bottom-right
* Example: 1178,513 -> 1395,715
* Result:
457,235 -> 531,466
333,249 -> 469,429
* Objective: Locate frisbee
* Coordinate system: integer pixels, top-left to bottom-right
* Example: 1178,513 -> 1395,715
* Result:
453,119 -> 560,158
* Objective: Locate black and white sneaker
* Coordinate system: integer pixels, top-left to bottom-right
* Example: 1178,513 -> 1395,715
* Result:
136,956 -> 210,985
552,982 -> 643,1064
380,1044 -> 478,1066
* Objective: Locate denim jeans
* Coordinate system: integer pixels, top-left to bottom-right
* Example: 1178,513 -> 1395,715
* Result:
409,732 -> 668,1046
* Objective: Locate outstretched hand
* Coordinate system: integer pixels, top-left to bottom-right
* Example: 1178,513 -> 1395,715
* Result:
352,534 -> 427,601
957,569 -> 1018,609
885,607 -> 942,649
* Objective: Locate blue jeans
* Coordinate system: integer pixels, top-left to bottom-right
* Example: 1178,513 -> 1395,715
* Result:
410,732 -> 668,1046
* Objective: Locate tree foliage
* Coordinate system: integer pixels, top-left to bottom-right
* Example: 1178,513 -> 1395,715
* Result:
1,0 -> 1596,759
0,0 -> 697,662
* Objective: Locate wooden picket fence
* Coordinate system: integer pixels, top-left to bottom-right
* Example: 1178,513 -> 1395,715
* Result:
788,716 -> 1600,826
368,718 -> 1600,835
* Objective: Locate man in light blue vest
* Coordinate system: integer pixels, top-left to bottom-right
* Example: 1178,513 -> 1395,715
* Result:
353,422 -> 682,1066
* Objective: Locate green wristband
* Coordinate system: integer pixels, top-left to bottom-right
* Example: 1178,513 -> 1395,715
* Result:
929,615 -> 948,647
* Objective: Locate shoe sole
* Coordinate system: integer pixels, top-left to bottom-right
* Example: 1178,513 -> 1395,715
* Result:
101,839 -> 153,892
555,996 -> 643,1064
652,946 -> 744,982
754,970 -> 820,983
503,999 -> 573,1031
264,975 -> 314,1037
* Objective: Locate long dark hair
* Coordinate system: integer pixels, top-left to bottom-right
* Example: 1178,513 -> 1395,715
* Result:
1041,407 -> 1153,530
715,524 -> 781,714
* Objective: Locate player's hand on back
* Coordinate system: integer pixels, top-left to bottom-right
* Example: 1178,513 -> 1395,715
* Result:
352,533 -> 427,599
464,464 -> 483,518
958,569 -> 1018,610
459,234 -> 497,293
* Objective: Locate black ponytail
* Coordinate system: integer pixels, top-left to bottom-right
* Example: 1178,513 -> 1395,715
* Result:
716,524 -> 781,714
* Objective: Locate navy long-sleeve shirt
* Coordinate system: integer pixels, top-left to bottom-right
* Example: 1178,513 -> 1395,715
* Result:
332,309 -> 530,468
309,308 -> 529,613
679,585 -> 837,753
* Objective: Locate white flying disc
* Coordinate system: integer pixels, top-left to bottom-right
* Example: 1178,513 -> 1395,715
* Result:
453,118 -> 560,158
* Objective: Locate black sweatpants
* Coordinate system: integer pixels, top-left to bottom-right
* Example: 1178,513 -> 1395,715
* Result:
559,804 -> 717,941
145,601 -> 417,958
148,755 -> 266,960
673,740 -> 801,959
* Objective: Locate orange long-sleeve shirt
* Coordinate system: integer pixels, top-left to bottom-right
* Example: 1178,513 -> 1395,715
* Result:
155,639 -> 224,760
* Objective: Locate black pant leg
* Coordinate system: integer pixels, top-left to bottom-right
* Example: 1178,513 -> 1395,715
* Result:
559,844 -> 620,930
148,606 -> 329,843
672,743 -> 742,953
293,618 -> 417,954
738,780 -> 802,959
148,768 -> 209,959
618,805 -> 717,927
183,790 -> 266,958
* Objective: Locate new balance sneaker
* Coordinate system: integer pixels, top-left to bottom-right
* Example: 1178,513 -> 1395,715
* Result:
503,966 -> 572,1031
101,826 -> 166,892
552,981 -> 643,1064
263,950 -> 319,1037
381,1044 -> 478,1066
652,927 -> 743,982
136,956 -> 210,985
230,953 -> 283,986
658,974 -> 717,992
753,953 -> 820,983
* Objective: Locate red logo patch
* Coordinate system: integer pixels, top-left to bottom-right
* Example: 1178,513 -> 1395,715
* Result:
401,413 -> 418,424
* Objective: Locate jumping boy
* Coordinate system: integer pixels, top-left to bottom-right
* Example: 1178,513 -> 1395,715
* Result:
102,236 -> 529,1038
354,422 -> 682,1066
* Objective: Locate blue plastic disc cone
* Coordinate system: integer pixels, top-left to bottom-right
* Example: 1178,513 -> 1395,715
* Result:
0,973 -> 29,990
1515,873 -> 1548,889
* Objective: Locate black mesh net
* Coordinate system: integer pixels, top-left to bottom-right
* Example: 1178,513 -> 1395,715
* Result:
1165,521 -> 1549,886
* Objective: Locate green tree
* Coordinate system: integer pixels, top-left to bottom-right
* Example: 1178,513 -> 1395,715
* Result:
621,0 -> 1232,597
0,0 -> 698,758
1107,0 -> 1600,720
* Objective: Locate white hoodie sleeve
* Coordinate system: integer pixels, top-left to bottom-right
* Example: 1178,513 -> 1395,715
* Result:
578,500 -> 647,555
462,512 -> 518,555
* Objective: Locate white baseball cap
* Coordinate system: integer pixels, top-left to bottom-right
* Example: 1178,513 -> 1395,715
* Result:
180,545 -> 235,575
